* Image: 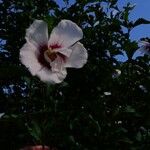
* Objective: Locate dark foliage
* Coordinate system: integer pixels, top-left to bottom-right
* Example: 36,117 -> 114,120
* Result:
0,0 -> 150,150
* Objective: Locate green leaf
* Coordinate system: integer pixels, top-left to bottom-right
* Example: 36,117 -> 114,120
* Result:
125,106 -> 135,113
123,3 -> 136,22
43,16 -> 55,33
136,132 -> 142,141
26,121 -> 42,143
110,0 -> 117,7
133,18 -> 150,27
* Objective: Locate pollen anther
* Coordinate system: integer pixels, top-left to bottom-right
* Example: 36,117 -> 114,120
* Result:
44,48 -> 57,62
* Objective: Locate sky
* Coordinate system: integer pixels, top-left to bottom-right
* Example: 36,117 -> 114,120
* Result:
118,0 -> 150,40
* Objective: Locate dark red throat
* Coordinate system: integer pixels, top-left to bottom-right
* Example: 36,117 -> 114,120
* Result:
37,44 -> 66,70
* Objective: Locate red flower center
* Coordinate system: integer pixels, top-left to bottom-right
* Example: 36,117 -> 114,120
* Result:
38,44 -> 66,69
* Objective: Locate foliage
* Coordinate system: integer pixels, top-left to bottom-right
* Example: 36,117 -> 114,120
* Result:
0,0 -> 150,150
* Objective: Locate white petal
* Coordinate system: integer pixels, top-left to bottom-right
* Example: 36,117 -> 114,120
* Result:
0,113 -> 4,118
26,20 -> 48,48
139,47 -> 150,55
55,48 -> 72,57
139,41 -> 150,46
49,20 -> 83,48
50,55 -> 65,72
64,42 -> 88,68
20,43 -> 42,75
36,67 -> 67,84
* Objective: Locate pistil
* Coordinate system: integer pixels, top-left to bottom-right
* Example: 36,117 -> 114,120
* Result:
44,48 -> 57,62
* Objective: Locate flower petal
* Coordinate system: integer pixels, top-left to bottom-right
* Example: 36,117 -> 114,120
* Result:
138,41 -> 150,55
64,42 -> 88,68
36,67 -> 67,84
20,43 -> 42,75
50,55 -> 65,72
55,48 -> 72,57
20,43 -> 66,84
49,20 -> 83,48
26,20 -> 48,48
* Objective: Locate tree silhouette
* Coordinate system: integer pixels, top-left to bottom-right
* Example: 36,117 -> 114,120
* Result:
0,0 -> 150,150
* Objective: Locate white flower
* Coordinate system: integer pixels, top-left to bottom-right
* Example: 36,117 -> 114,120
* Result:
104,92 -> 111,96
20,20 -> 88,83
139,41 -> 150,55
112,69 -> 121,78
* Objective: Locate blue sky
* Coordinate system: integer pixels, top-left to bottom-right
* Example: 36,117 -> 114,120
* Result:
118,0 -> 150,40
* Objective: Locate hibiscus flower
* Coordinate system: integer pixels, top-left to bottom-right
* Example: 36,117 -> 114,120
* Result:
20,20 -> 88,83
139,40 -> 150,55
